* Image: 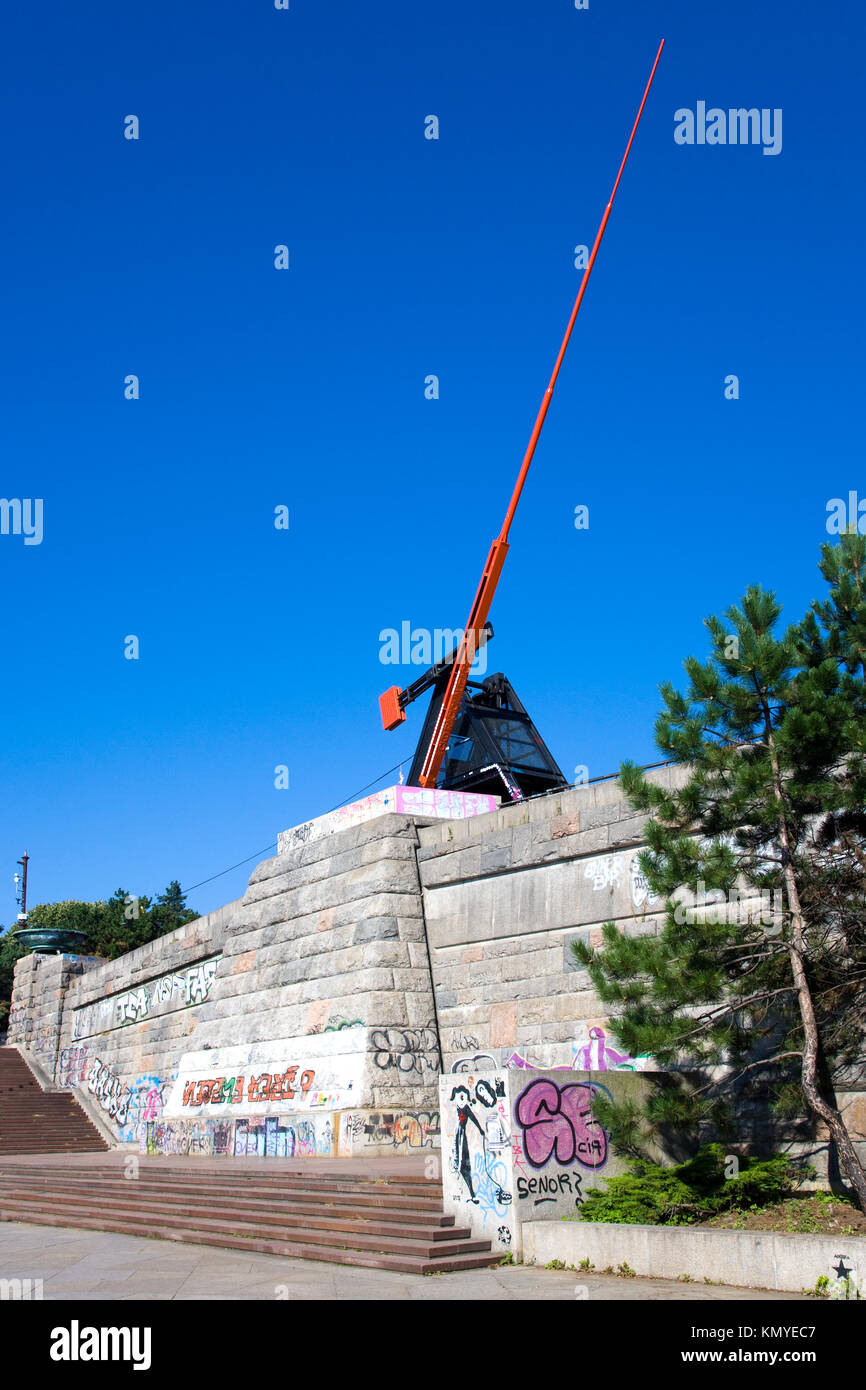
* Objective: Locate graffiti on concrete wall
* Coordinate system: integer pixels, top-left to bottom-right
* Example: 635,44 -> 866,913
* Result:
165,1031 -> 367,1119
504,1051 -> 573,1072
571,1024 -> 653,1072
180,1068 -> 316,1109
514,1078 -> 608,1170
117,1074 -> 173,1144
450,1053 -> 498,1074
371,1024 -> 441,1076
141,1113 -> 336,1158
502,1023 -> 653,1074
86,1058 -> 131,1126
584,854 -> 623,893
515,1168 -> 586,1208
58,1044 -> 90,1088
441,1069 -> 620,1257
340,1110 -> 440,1153
445,1075 -> 513,1241
72,956 -> 220,1041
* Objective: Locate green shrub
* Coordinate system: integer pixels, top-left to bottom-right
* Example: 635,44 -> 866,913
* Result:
579,1143 -> 803,1225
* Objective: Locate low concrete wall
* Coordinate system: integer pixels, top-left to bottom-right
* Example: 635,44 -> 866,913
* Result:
523,1219 -> 866,1294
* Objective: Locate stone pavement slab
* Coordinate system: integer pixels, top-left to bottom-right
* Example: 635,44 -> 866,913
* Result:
0,1220 -> 807,1300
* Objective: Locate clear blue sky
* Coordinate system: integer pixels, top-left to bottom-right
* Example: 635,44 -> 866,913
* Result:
1,0 -> 863,923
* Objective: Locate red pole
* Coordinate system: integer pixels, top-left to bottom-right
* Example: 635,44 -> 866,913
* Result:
498,38 -> 666,544
416,41 -> 665,790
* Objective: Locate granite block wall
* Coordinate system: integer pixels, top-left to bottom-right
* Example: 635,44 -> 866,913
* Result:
7,768 -> 864,1172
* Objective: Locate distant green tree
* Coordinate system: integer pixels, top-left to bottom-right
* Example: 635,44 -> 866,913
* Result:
0,927 -> 28,1031
0,882 -> 198,1027
150,880 -> 197,937
573,536 -> 866,1210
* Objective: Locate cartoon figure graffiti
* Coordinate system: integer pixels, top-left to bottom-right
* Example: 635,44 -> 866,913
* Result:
451,1084 -> 484,1202
450,1079 -> 513,1211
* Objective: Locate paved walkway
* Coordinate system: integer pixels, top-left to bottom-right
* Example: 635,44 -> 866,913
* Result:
0,1221 -> 805,1300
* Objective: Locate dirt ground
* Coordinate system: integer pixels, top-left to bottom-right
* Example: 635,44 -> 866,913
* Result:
703,1193 -> 866,1236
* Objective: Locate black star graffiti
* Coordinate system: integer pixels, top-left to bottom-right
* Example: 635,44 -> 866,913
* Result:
832,1257 -> 852,1281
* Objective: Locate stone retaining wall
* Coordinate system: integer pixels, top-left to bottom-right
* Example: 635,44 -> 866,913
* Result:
8,773 -> 865,1171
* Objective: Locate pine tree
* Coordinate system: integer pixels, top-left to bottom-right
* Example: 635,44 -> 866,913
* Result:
573,539 -> 866,1208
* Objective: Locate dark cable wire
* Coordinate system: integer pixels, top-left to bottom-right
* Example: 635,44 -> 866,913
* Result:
182,744 -> 448,895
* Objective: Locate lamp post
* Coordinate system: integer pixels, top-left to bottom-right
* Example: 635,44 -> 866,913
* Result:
11,853 -> 90,955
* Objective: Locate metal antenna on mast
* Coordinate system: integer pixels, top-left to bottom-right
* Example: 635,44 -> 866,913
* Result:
15,852 -> 29,924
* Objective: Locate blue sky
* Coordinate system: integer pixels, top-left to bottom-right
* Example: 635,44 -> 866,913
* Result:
1,0 -> 863,923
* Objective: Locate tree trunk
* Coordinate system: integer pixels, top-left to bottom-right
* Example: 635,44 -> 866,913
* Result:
766,731 -> 866,1209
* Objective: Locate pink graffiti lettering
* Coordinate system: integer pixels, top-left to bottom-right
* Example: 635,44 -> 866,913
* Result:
515,1079 -> 608,1170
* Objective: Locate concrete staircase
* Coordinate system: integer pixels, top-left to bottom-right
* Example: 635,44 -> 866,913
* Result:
0,1160 -> 500,1274
0,1047 -> 109,1155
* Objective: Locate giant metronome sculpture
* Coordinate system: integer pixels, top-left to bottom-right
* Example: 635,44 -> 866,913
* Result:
379,42 -> 665,802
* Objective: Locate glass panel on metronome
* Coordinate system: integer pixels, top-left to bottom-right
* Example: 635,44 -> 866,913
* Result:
416,672 -> 570,801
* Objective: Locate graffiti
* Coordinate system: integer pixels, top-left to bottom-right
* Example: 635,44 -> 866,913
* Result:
31,1027 -> 54,1067
323,1018 -> 364,1032
504,1051 -> 572,1072
142,1114 -> 336,1158
353,1110 -> 440,1150
510,1133 -> 530,1181
142,1120 -> 213,1156
166,1035 -> 365,1117
514,1079 -> 608,1170
58,1045 -> 90,1088
516,1170 -> 585,1207
449,1078 -> 512,1214
450,1053 -> 498,1074
143,1122 -> 188,1156
371,1025 -> 441,1076
233,1114 -> 333,1158
629,854 -> 654,909
469,1150 -> 512,1225
116,1074 -> 172,1143
504,1032 -> 652,1074
87,1058 -> 131,1125
180,1068 -> 316,1108
448,1032 -> 480,1052
497,1225 -> 512,1247
277,785 -> 498,854
584,854 -> 623,893
72,957 -> 220,1040
212,1121 -> 233,1155
571,1024 -> 653,1072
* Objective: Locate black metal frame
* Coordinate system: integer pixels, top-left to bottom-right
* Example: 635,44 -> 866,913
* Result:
406,663 -> 569,802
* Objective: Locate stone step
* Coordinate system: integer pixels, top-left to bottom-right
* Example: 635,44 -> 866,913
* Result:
0,1204 -> 498,1275
0,1176 -> 452,1226
0,1171 -> 444,1209
2,1158 -> 438,1188
0,1183 -> 463,1238
0,1192 -> 488,1258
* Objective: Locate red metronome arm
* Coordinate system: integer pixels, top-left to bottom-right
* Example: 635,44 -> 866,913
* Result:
380,40 -> 666,790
